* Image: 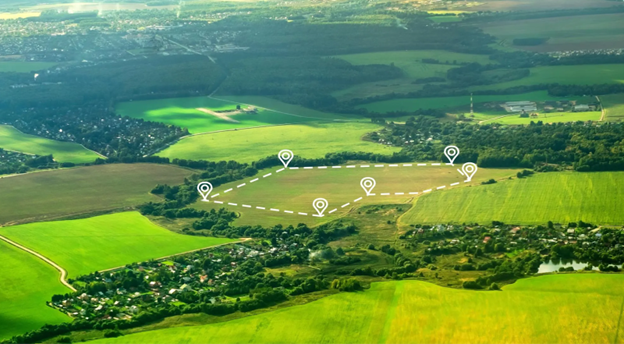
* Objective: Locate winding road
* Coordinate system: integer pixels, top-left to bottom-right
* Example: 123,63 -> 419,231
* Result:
0,234 -> 76,291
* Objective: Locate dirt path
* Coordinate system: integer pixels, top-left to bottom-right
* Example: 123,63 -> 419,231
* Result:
196,107 -> 241,123
0,234 -> 76,292
597,96 -> 606,121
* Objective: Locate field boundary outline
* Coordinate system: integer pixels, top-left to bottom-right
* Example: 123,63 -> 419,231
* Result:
204,160 -> 474,218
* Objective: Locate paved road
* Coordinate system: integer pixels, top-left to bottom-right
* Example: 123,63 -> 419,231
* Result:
0,234 -> 76,292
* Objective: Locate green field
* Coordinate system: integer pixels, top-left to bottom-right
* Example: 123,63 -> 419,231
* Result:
479,13 -> 624,52
402,172 -> 624,225
91,274 -> 624,344
192,165 -> 518,227
0,212 -> 236,278
0,240 -> 71,340
336,50 -> 492,79
603,94 -> 624,121
358,91 -> 577,113
0,163 -> 194,225
116,96 -> 349,134
0,125 -> 101,163
481,111 -> 602,125
470,64 -> 624,91
214,96 -> 357,120
156,122 -> 399,163
0,61 -> 55,73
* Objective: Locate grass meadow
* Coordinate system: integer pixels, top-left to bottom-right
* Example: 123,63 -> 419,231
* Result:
478,13 -> 624,52
0,240 -> 71,340
0,163 -> 193,225
192,165 -> 518,227
157,122 -> 398,163
603,94 -> 624,122
332,50 -> 491,101
214,96 -> 356,120
0,125 -> 101,163
91,274 -> 624,344
335,50 -> 492,79
116,96 -> 350,134
470,64 -> 624,91
481,111 -> 602,125
0,212 -> 236,277
358,91 -> 575,113
0,61 -> 55,73
402,172 -> 624,226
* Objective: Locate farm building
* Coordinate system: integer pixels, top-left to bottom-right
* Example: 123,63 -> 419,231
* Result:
504,101 -> 537,113
574,104 -> 590,112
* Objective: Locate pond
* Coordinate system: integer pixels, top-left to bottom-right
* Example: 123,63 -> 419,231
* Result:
538,260 -> 598,273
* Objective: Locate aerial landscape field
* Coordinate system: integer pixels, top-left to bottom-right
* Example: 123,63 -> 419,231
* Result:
403,172 -> 624,225
0,212 -> 236,277
157,122 -> 398,163
0,125 -> 100,164
0,240 -> 70,340
193,165 -> 519,227
91,275 -> 624,344
0,164 -> 193,225
2,0 -> 624,343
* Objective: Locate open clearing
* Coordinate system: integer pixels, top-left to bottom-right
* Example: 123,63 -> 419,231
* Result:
479,13 -> 624,52
0,61 -> 55,72
192,165 -> 518,227
0,212 -> 236,278
358,91 -> 578,113
332,50 -> 491,100
336,50 -> 492,79
471,64 -> 624,91
0,125 -> 101,163
403,172 -> 624,226
214,95 -> 356,121
481,111 -> 601,125
92,274 -> 624,344
117,96 -> 350,134
465,0 -> 619,11
0,12 -> 40,19
0,163 -> 194,225
0,240 -> 70,341
157,122 -> 399,163
603,94 -> 624,122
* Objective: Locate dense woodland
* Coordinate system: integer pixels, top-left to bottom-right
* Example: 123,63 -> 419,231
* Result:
378,117 -> 624,171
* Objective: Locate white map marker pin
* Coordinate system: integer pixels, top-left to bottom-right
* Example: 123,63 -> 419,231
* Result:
444,145 -> 460,165
278,149 -> 294,168
360,177 -> 376,196
197,181 -> 213,202
312,198 -> 328,217
459,162 -> 478,182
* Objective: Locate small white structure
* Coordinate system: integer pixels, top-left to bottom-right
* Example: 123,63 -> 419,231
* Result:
505,101 -> 537,113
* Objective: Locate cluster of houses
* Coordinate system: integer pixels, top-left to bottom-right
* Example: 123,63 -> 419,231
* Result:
402,223 -> 615,255
50,242 -> 296,321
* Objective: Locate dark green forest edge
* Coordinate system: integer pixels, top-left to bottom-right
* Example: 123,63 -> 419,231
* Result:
2,0 -> 624,343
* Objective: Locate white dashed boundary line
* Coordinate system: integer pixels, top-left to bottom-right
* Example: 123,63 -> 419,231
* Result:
205,162 -> 468,218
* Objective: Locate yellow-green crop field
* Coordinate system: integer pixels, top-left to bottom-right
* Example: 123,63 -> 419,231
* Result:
193,165 -> 518,227
90,274 -> 624,344
403,172 -> 624,225
0,163 -> 194,225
